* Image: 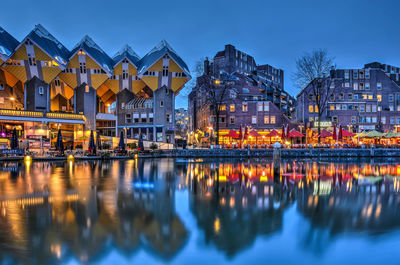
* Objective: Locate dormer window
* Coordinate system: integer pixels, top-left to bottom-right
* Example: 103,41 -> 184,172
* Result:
163,54 -> 169,59
78,50 -> 86,55
79,62 -> 87,74
122,70 -> 128,80
162,66 -> 169,77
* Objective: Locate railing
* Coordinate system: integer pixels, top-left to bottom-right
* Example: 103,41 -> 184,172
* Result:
0,109 -> 43,118
46,112 -> 85,121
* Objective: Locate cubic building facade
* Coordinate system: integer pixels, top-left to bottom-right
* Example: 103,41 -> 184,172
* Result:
0,25 -> 190,147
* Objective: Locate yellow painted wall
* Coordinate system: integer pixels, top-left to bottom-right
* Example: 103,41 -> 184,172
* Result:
141,76 -> 159,91
3,70 -> 19,87
42,67 -> 61,84
128,63 -> 137,75
97,84 -> 108,97
114,63 -> 122,75
171,77 -> 188,92
91,74 -> 108,89
169,59 -> 183,73
86,56 -> 101,69
67,54 -> 79,68
104,79 -> 119,94
64,85 -> 74,99
0,58 -> 3,65
3,65 -> 27,83
148,59 -> 163,72
33,45 -> 52,61
11,46 -> 28,60
132,80 -> 146,94
58,73 -> 77,88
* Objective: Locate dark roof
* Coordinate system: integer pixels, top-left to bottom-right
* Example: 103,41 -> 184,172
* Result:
71,35 -> 114,73
26,24 -> 70,67
113,44 -> 140,67
214,51 -> 225,58
137,40 -> 190,76
0,26 -> 19,59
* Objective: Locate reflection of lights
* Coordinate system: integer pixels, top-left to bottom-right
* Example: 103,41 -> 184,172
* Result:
214,217 -> 221,234
51,244 -> 61,259
229,197 -> 235,208
133,182 -> 154,189
67,155 -> 74,161
220,197 -> 226,206
24,155 -> 32,162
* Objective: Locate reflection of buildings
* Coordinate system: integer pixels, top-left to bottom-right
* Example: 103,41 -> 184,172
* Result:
187,161 -> 296,257
0,160 -> 188,264
187,159 -> 400,256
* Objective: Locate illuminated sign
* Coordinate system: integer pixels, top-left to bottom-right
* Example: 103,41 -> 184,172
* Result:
314,121 -> 332,127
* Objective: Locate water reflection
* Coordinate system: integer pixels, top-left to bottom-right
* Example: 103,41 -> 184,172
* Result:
0,159 -> 399,264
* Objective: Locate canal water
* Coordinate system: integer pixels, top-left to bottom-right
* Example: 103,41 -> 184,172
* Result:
0,158 -> 399,265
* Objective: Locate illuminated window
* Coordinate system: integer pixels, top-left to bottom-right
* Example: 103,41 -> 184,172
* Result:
219,105 -> 226,111
362,94 -> 367,100
314,105 -> 319,113
308,105 -> 314,113
85,85 -> 89,93
270,116 -> 276,124
330,105 -> 334,110
242,103 -> 248,112
377,94 -> 382,102
257,102 -> 263,111
368,95 -> 373,100
264,116 -> 269,124
264,102 -> 269,111
230,104 -> 235,112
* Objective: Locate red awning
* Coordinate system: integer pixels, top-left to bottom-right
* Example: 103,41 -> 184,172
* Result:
249,130 -> 261,137
267,130 -> 280,137
319,130 -> 333,138
288,130 -> 304,138
341,129 -> 355,137
226,130 -> 239,138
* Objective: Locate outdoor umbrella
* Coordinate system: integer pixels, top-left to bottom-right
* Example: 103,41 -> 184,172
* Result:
244,126 -> 249,140
226,130 -> 239,138
10,127 -> 18,150
319,130 -> 333,138
96,131 -> 102,150
56,128 -> 64,154
268,130 -> 280,138
341,129 -> 355,137
88,130 -> 96,155
138,133 -> 144,150
288,130 -> 304,138
118,130 -> 125,151
338,125 -> 343,141
238,125 -> 243,148
364,130 -> 384,138
281,125 -> 286,141
333,126 -> 337,142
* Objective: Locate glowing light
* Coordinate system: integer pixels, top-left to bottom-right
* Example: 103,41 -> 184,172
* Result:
214,218 -> 221,234
67,155 -> 74,161
9,97 -> 15,101
24,155 -> 32,162
134,154 -> 138,159
214,79 -> 221,85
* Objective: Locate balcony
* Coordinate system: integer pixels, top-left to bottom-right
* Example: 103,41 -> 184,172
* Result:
96,113 -> 117,121
0,109 -> 85,124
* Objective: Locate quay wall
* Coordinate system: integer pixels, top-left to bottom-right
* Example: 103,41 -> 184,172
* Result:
141,148 -> 400,158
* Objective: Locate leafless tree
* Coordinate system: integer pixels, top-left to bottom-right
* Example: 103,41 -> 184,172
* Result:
293,49 -> 335,90
294,49 -> 335,143
305,78 -> 336,142
201,77 -> 231,146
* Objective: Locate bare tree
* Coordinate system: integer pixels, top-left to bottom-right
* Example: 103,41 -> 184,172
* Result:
305,78 -> 335,142
294,49 -> 335,143
293,49 -> 335,90
201,77 -> 231,146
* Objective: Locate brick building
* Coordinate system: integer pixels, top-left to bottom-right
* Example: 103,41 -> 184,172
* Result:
296,62 -> 400,132
189,44 -> 294,137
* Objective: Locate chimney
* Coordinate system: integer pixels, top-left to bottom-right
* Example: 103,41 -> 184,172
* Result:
204,57 -> 210,75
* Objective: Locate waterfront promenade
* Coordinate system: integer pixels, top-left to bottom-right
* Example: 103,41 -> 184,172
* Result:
3,148 -> 400,161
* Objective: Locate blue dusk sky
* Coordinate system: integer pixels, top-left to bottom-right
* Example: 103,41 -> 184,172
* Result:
1,0 -> 400,109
